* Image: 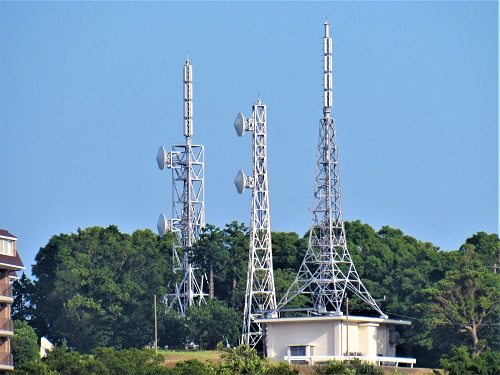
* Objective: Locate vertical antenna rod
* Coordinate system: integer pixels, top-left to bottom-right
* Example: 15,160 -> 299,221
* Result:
279,21 -> 386,318
184,55 -> 193,139
156,56 -> 207,317
233,97 -> 277,353
323,21 -> 333,117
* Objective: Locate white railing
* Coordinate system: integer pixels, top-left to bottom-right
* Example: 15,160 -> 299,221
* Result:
284,355 -> 416,368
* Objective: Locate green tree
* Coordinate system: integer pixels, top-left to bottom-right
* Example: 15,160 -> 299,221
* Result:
217,345 -> 267,375
28,226 -> 176,352
271,232 -> 305,271
222,222 -> 249,310
345,221 -> 448,365
191,224 -> 227,299
12,274 -> 35,322
11,320 -> 39,367
157,314 -> 188,350
12,361 -> 57,375
440,345 -> 500,375
274,269 -> 309,310
186,300 -> 241,350
425,268 -> 500,353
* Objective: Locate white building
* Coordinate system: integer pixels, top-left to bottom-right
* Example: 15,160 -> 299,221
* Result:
258,314 -> 415,367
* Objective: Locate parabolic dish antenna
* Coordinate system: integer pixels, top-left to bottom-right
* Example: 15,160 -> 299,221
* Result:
234,113 -> 245,137
156,146 -> 168,170
157,213 -> 168,236
234,169 -> 246,194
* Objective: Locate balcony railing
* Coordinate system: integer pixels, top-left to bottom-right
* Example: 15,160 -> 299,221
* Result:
0,353 -> 13,367
0,319 -> 12,332
0,285 -> 12,298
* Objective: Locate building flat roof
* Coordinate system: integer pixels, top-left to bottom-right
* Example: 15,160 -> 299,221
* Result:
257,314 -> 411,326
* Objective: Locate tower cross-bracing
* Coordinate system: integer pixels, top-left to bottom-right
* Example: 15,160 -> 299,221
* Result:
156,57 -> 207,317
279,22 -> 385,318
233,98 -> 277,351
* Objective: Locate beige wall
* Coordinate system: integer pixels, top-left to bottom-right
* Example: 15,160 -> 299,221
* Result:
377,324 -> 397,357
266,318 -> 403,362
359,323 -> 378,357
267,320 -> 333,360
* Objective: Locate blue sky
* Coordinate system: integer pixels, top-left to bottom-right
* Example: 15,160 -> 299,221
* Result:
1,2 -> 497,277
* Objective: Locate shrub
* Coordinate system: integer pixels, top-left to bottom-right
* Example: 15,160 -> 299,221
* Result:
265,361 -> 300,374
440,345 -> 500,375
11,321 -> 39,367
172,359 -> 214,375
314,360 -> 354,375
12,361 -> 57,375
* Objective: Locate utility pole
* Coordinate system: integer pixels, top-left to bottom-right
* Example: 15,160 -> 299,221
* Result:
346,297 -> 349,356
154,295 -> 158,355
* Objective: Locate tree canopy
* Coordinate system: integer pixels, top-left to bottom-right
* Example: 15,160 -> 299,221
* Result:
13,221 -> 499,370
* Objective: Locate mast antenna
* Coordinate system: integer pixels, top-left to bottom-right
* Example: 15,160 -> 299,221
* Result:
279,21 -> 386,318
156,57 -> 208,317
234,97 -> 277,352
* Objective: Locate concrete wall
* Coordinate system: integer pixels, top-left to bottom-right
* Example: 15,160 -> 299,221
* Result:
267,320 -> 333,361
266,318 -> 404,362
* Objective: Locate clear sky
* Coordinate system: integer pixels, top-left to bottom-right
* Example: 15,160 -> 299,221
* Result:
1,2 -> 497,277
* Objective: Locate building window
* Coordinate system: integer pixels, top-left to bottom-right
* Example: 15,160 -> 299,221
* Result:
290,346 -> 306,356
0,240 -> 13,256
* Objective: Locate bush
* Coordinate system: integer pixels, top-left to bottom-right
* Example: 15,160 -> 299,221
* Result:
12,361 -> 57,375
314,360 -> 354,375
28,345 -> 170,375
314,359 -> 384,375
265,361 -> 300,374
172,359 -> 214,375
218,345 -> 268,374
440,346 -> 500,375
349,358 -> 383,375
11,320 -> 39,367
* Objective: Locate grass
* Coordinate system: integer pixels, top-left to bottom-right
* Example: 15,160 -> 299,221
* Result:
159,349 -> 223,368
158,350 -> 442,374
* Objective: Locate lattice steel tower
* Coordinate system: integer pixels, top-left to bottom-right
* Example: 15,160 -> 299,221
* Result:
233,98 -> 277,350
156,56 -> 207,317
279,22 -> 385,318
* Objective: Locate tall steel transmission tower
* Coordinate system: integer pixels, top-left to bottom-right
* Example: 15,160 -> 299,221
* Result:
233,98 -> 277,350
156,56 -> 207,317
279,22 -> 386,318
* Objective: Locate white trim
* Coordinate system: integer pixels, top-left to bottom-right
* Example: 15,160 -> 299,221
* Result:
0,263 -> 24,271
284,355 -> 416,368
0,235 -> 16,241
258,315 -> 411,326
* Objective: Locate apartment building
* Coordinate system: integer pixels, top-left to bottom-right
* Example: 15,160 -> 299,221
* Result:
0,230 -> 25,372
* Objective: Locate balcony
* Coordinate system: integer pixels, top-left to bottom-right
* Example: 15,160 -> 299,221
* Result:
0,285 -> 13,304
0,319 -> 13,337
0,352 -> 13,371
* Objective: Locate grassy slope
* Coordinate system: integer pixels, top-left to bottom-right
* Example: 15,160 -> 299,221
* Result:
159,350 -> 442,374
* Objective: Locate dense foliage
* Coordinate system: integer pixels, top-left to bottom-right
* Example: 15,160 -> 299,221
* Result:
13,344 -> 169,375
12,222 -> 499,371
11,320 -> 39,367
14,226 -> 175,352
14,344 -> 391,375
